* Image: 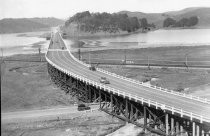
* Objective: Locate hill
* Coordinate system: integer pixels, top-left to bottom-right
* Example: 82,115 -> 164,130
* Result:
28,17 -> 64,27
118,7 -> 210,28
0,17 -> 64,33
62,11 -> 143,37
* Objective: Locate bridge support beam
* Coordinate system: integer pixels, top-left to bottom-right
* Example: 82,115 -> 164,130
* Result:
197,125 -> 200,136
144,106 -> 147,133
99,90 -> 101,109
171,117 -> 174,135
165,113 -> 169,135
180,125 -> 183,136
193,122 -> 195,136
110,93 -> 113,112
176,121 -> 180,134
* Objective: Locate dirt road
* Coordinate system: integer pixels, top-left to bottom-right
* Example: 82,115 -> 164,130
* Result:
2,105 -> 99,123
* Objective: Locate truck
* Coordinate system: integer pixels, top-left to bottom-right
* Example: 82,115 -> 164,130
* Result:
77,103 -> 91,111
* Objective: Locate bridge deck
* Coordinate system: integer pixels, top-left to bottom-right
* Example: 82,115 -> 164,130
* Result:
46,32 -> 210,121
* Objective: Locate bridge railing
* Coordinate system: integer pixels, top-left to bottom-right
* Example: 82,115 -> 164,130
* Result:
61,37 -> 210,104
46,32 -> 210,123
97,68 -> 210,104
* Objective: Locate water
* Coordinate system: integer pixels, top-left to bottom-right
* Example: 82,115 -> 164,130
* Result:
0,31 -> 50,56
93,29 -> 210,43
81,29 -> 210,49
1,29 -> 210,56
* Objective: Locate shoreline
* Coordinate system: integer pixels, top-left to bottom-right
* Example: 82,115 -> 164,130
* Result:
162,26 -> 210,30
64,28 -> 153,39
70,39 -> 210,53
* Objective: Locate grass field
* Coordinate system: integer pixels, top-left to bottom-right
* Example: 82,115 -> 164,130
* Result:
78,45 -> 210,67
73,45 -> 210,98
1,54 -> 77,112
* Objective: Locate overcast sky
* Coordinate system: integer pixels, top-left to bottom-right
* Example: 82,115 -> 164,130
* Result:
1,0 -> 210,19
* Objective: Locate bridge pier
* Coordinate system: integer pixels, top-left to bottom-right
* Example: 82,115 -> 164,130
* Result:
193,122 -> 196,136
144,106 -> 147,133
176,121 -> 180,134
197,125 -> 200,136
166,113 -> 169,135
171,117 -> 175,135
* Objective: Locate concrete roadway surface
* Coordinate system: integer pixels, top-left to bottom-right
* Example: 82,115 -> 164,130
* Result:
46,32 -> 210,121
2,105 -> 99,123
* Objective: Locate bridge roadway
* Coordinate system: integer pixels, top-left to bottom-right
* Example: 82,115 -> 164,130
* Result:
46,32 -> 210,123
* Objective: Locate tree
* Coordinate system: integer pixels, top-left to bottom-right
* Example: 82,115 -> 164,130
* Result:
140,18 -> 148,28
163,16 -> 199,27
65,11 -> 141,34
130,17 -> 140,30
163,18 -> 176,27
188,16 -> 199,26
176,18 -> 189,27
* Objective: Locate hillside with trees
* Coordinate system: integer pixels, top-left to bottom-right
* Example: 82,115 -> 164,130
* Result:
63,11 -> 156,36
0,17 -> 64,33
163,16 -> 199,27
64,11 -> 140,34
118,7 -> 210,28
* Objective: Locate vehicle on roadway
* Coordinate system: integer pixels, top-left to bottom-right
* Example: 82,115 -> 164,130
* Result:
89,65 -> 96,71
77,103 -> 91,111
62,47 -> 64,50
99,77 -> 110,84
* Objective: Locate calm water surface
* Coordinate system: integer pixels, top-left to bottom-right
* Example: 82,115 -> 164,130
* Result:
94,29 -> 210,44
1,29 -> 210,56
0,31 -> 49,56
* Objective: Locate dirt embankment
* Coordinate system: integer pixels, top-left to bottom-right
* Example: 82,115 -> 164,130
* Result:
1,54 -> 77,112
1,110 -> 125,136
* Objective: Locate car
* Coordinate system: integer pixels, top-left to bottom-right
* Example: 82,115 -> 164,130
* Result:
89,65 -> 96,71
62,47 -> 64,50
77,104 -> 91,111
99,77 -> 110,84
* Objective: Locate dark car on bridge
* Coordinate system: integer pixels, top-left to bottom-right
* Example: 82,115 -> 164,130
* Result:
77,104 -> 91,111
89,65 -> 96,71
99,77 -> 110,84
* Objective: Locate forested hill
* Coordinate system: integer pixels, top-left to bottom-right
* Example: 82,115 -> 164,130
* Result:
118,7 -> 210,28
0,17 -> 64,34
64,11 -> 143,34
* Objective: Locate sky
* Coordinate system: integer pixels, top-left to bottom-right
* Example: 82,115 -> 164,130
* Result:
1,0 -> 210,20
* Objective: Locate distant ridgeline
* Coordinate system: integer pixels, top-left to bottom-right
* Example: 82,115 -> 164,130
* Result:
62,11 -> 155,36
163,16 -> 199,27
0,17 -> 64,33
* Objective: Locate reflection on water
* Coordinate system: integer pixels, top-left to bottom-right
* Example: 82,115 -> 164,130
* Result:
90,29 -> 210,44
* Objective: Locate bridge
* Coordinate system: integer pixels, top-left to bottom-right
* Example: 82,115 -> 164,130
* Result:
45,31 -> 210,136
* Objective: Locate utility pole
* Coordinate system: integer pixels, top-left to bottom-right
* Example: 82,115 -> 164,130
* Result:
124,49 -> 127,65
0,61 -> 1,91
38,48 -> 41,62
0,48 -> 4,91
78,48 -> 81,60
89,50 -> 91,65
185,54 -> 188,70
147,56 -> 150,70
78,23 -> 81,60
1,48 -> 3,61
